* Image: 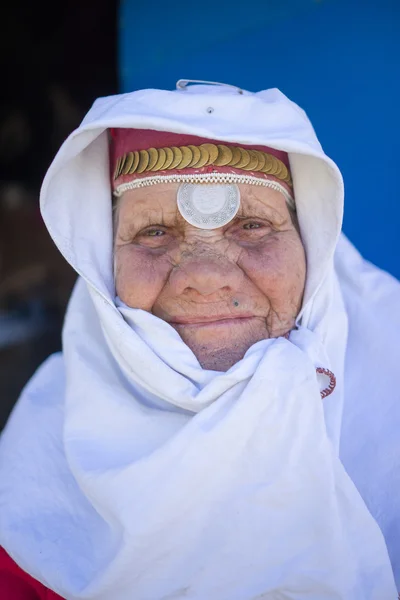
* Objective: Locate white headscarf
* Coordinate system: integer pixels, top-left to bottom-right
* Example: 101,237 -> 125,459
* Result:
0,85 -> 399,599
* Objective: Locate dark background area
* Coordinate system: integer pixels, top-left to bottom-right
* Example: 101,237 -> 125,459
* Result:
0,0 -> 118,428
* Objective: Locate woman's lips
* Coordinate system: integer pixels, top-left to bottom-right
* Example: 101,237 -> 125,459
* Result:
169,315 -> 256,328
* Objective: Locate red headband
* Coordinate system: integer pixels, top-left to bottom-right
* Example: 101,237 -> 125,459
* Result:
110,129 -> 293,196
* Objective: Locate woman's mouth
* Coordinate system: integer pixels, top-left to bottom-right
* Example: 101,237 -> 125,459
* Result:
170,315 -> 256,329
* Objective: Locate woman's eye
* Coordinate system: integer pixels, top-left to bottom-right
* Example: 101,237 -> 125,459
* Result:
135,226 -> 171,247
145,229 -> 165,237
242,222 -> 262,230
227,220 -> 272,241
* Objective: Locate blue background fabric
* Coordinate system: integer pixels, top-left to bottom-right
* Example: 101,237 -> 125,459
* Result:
119,0 -> 399,278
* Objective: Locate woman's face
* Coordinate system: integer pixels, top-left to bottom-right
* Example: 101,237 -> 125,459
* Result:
114,183 -> 306,371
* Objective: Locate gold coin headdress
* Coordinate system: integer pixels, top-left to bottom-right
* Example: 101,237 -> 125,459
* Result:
110,129 -> 294,228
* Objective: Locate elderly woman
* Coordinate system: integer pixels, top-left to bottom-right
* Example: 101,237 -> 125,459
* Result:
0,82 -> 399,600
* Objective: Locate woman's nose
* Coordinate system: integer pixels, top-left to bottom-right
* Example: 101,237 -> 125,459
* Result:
169,255 -> 244,298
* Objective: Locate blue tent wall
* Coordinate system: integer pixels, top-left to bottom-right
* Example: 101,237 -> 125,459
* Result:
119,0 -> 400,278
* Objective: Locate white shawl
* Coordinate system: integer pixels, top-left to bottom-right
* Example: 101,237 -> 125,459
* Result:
0,85 -> 399,599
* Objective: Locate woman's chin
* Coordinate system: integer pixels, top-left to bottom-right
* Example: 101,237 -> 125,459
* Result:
175,325 -> 269,372
196,350 -> 247,372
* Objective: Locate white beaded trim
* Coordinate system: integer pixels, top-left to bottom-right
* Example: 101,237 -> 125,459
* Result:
113,173 -> 295,210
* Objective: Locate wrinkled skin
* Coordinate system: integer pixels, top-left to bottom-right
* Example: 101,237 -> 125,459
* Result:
114,183 -> 306,371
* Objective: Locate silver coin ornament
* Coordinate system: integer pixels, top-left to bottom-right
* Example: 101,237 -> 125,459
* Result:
177,183 -> 240,229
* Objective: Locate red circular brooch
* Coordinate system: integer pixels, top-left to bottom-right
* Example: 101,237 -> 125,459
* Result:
316,367 -> 336,399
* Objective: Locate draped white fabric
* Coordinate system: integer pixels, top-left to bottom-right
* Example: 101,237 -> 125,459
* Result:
0,85 -> 399,599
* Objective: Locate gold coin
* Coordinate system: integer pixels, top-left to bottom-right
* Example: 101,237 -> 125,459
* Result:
214,145 -> 233,166
118,155 -> 126,175
276,161 -> 288,181
121,152 -> 135,175
147,148 -> 159,171
128,151 -> 140,174
268,155 -> 280,176
253,150 -> 266,171
241,150 -> 259,171
117,156 -> 125,177
192,145 -> 210,168
285,173 -> 293,187
162,147 -> 174,169
136,150 -> 150,173
233,148 -> 251,169
168,147 -> 183,170
200,143 -> 219,166
187,145 -> 201,167
176,146 -> 193,169
229,146 -> 242,167
114,157 -> 121,179
151,148 -> 167,171
261,154 -> 274,174
274,159 -> 284,178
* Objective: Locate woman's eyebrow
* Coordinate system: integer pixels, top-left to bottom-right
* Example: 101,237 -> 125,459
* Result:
237,201 -> 287,223
117,207 -> 178,234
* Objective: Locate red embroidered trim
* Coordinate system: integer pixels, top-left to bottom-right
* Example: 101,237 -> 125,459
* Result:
316,367 -> 336,399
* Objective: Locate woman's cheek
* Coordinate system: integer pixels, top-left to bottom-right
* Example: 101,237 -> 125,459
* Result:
238,239 -> 284,291
238,235 -> 306,307
115,245 -> 172,311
